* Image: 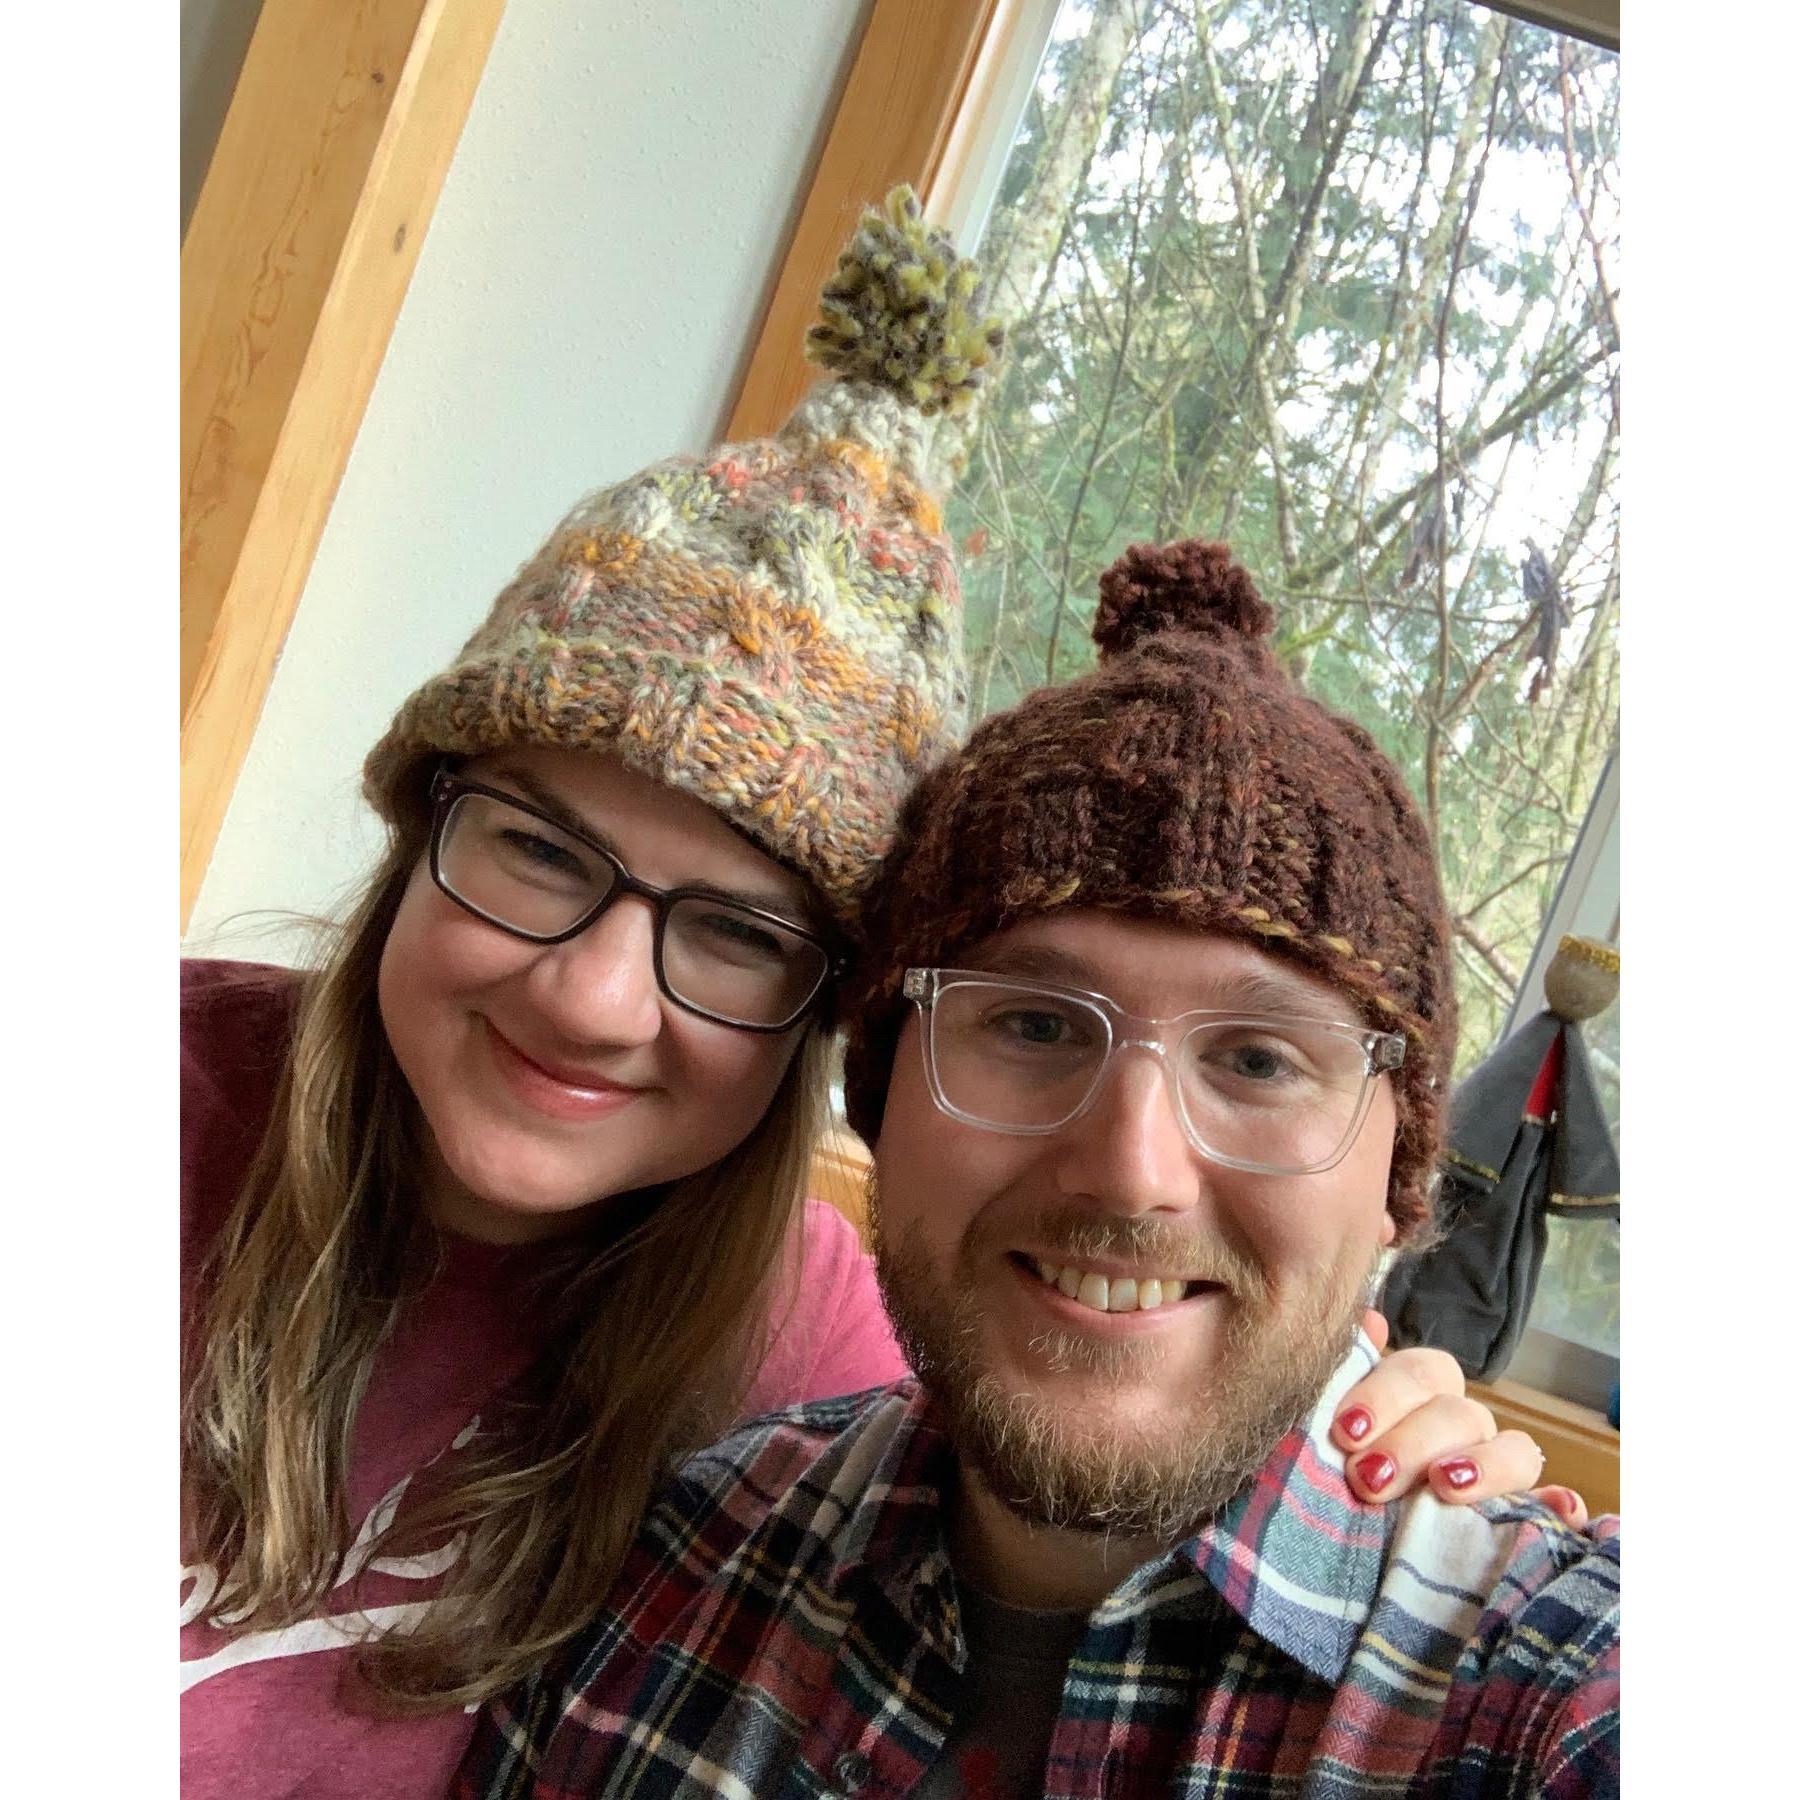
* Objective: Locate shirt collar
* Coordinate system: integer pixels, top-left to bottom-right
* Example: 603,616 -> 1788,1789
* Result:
840,1337 -> 1396,1685
1163,1333 -> 1395,1683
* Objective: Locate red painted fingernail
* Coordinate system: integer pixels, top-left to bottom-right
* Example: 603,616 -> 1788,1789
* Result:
1539,1486 -> 1578,1517
1338,1405 -> 1374,1443
1354,1452 -> 1396,1494
1435,1457 -> 1480,1491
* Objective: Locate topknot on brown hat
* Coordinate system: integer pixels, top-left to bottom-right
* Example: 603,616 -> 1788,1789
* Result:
1093,538 -> 1275,658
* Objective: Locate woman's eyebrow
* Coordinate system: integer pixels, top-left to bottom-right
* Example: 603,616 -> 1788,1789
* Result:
484,764 -> 818,925
680,875 -> 817,925
487,765 -> 621,851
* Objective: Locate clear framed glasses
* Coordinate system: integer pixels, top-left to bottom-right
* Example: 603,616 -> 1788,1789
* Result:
902,967 -> 1405,1176
429,769 -> 840,1032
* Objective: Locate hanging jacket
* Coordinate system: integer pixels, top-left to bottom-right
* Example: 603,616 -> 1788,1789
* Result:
1380,1010 -> 1618,1381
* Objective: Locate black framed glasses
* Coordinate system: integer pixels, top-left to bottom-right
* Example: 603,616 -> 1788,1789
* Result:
902,967 -> 1406,1176
428,769 -> 840,1032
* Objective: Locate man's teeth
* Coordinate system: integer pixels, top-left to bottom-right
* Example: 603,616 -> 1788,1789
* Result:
1032,1259 -> 1189,1313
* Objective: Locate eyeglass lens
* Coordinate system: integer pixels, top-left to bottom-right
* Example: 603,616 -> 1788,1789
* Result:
926,980 -> 1377,1173
436,789 -> 828,1027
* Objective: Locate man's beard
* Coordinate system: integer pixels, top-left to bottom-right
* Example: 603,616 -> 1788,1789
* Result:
872,1180 -> 1370,1545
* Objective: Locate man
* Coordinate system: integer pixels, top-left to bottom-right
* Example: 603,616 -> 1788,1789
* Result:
456,539 -> 1619,1798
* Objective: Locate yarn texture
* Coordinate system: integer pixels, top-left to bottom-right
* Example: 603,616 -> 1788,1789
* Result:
805,186 -> 1006,419
1093,539 -> 1275,655
841,539 -> 1457,1243
363,190 -> 1005,925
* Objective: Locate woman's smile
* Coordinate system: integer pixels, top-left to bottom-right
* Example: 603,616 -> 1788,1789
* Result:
481,1017 -> 653,1123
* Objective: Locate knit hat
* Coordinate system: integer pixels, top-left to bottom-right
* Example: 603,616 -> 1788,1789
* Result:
841,539 -> 1457,1241
363,188 -> 1005,926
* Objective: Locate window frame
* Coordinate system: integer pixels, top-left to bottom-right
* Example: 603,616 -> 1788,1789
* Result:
722,0 -> 1037,443
1497,752 -> 1620,1411
1502,751 -> 1620,1040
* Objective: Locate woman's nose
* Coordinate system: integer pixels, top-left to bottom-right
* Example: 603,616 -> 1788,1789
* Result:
526,895 -> 665,1047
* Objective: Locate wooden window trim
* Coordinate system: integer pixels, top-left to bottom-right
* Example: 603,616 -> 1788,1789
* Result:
180,0 -> 508,927
723,0 -> 1032,443
1485,1 -> 1618,53
1469,1377 -> 1620,1516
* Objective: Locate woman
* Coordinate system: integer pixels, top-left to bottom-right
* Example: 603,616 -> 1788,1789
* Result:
180,192 -> 1561,1800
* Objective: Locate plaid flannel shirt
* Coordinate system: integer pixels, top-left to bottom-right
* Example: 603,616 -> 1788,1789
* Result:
456,1341 -> 1619,1798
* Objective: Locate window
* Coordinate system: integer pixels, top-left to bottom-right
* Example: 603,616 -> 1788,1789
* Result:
1502,752 -> 1618,1402
936,0 -> 1620,1399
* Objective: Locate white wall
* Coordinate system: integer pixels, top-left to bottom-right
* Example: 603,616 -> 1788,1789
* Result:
186,0 -> 870,962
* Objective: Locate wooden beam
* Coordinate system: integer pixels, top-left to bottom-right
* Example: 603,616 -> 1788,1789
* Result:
724,0 -> 1026,443
1485,1 -> 1618,53
180,0 -> 507,926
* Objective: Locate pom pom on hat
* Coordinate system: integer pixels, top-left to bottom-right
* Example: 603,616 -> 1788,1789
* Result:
1092,538 -> 1274,658
805,187 -> 1006,418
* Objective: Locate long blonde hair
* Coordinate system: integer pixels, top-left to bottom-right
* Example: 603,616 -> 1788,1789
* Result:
181,779 -> 831,1709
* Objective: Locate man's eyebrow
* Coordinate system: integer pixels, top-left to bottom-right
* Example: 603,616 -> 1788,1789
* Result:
482,763 -> 818,925
963,941 -> 1357,1021
964,943 -> 1102,986
1201,968 -> 1353,1021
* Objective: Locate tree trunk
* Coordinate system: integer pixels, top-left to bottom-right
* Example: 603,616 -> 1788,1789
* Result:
983,0 -> 1139,324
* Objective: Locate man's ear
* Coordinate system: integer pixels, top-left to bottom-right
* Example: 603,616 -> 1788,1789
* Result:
1378,1210 -> 1398,1249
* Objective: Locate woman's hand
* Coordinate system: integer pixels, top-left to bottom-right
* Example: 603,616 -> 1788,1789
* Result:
1336,1310 -> 1589,1526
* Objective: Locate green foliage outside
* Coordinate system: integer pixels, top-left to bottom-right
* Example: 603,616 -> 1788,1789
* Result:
947,0 -> 1620,1349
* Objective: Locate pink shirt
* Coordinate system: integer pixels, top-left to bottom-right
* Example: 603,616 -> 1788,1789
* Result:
180,961 -> 905,1799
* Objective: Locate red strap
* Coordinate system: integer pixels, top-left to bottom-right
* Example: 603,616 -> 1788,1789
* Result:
1523,1027 -> 1565,1121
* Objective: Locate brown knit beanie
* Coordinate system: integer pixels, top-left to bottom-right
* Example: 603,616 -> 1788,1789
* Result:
841,539 -> 1457,1242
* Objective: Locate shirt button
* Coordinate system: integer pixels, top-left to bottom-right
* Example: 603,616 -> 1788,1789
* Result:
831,1749 -> 872,1792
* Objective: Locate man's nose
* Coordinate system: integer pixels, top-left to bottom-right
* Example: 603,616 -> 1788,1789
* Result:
1049,1044 -> 1201,1217
525,895 -> 665,1047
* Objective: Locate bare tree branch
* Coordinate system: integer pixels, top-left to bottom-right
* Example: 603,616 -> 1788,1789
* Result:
1455,914 -> 1522,992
